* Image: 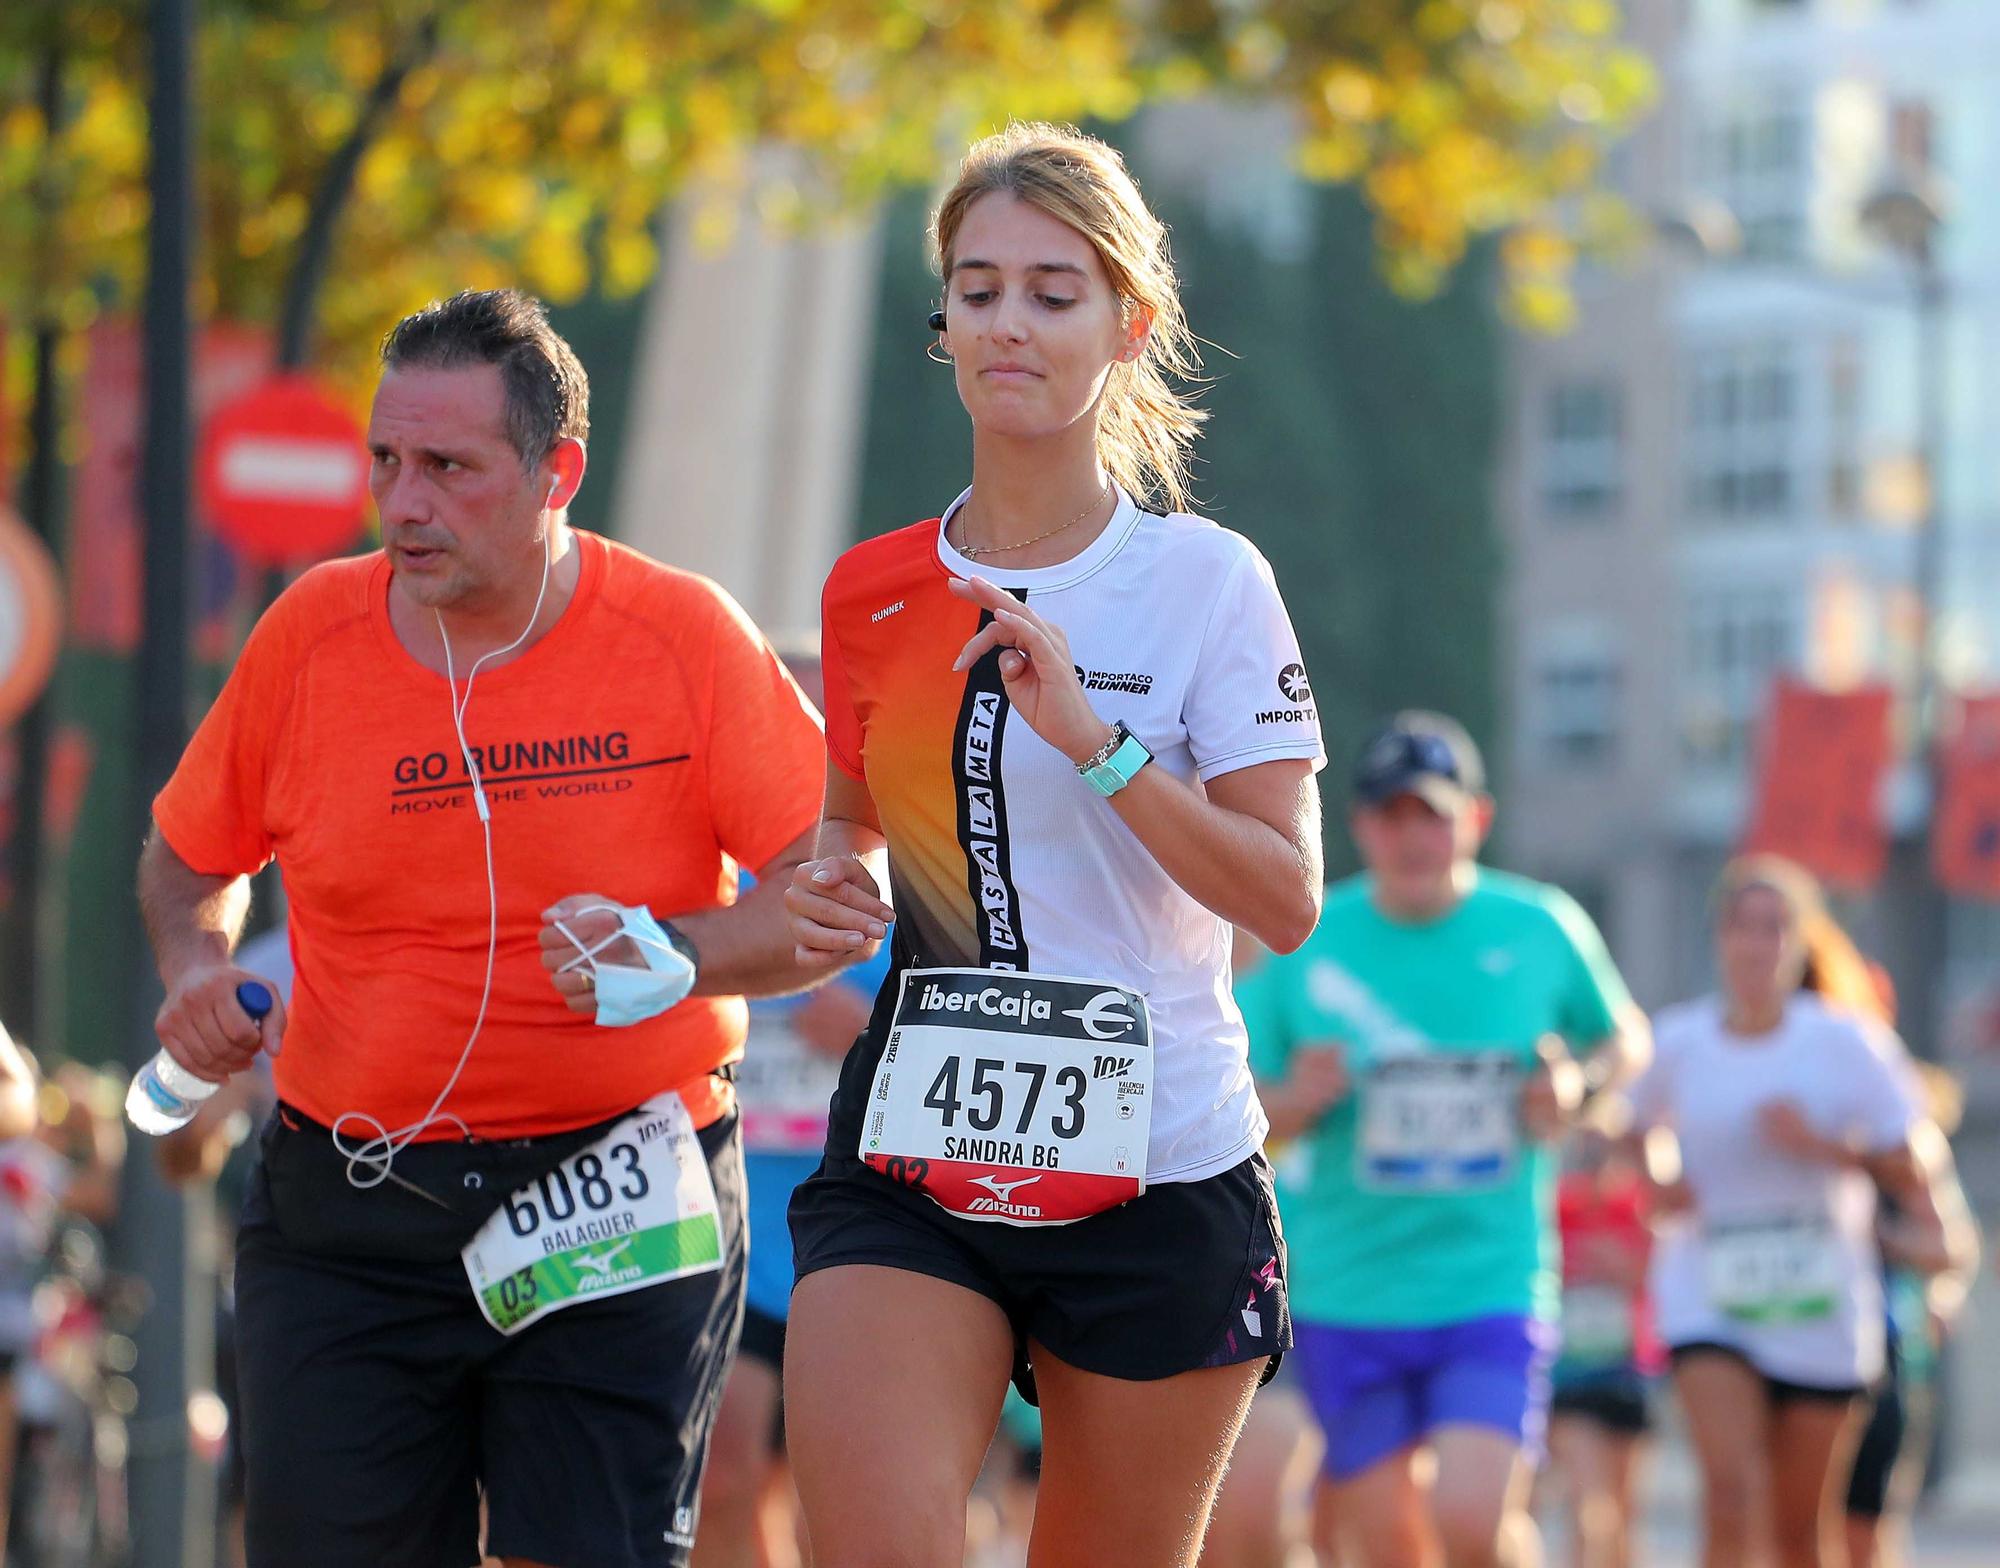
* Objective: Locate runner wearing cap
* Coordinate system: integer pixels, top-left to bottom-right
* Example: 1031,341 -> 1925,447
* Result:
139,289 -> 829,1568
779,123 -> 1327,1567
1246,711 -> 1650,1568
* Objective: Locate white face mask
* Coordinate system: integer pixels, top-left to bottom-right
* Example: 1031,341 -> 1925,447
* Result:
555,903 -> 699,1028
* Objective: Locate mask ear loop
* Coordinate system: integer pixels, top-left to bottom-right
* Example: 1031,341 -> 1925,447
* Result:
332,503 -> 557,1190
554,904 -> 684,981
553,903 -> 629,985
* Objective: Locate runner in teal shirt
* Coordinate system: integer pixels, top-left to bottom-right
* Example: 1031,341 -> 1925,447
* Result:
1246,712 -> 1648,1568
1247,868 -> 1631,1326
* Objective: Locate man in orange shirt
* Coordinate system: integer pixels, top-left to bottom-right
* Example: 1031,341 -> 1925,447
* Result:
138,290 -> 874,1568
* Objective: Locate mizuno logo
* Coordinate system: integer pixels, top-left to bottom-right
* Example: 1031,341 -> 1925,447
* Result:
968,1173 -> 1041,1204
574,1240 -> 635,1278
1063,991 -> 1137,1041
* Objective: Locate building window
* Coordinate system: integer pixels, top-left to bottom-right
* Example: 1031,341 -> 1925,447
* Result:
1535,658 -> 1622,764
1686,341 -> 1796,524
1698,103 -> 1808,260
1682,586 -> 1800,769
1541,380 -> 1623,518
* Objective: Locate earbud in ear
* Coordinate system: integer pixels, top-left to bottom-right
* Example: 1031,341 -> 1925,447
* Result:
546,476 -> 561,506
927,309 -> 946,333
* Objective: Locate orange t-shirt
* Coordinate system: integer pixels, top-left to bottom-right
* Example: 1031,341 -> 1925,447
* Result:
153,531 -> 825,1139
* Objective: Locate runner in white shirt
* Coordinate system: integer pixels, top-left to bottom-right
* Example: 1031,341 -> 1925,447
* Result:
1628,856 -> 1951,1568
781,123 -> 1326,1567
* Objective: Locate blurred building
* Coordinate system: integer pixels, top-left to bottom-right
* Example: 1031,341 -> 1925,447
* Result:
610,182 -> 884,642
1500,0 -> 2000,1029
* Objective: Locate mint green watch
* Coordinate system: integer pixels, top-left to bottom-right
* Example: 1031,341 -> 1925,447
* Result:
1079,721 -> 1153,797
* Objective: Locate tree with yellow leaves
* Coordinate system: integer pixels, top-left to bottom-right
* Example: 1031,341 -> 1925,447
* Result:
4,0 -> 1649,404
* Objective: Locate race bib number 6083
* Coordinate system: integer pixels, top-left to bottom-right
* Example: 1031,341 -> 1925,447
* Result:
861,968 -> 1153,1226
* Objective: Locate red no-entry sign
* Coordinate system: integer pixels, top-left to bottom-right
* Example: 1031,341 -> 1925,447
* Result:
197,374 -> 369,565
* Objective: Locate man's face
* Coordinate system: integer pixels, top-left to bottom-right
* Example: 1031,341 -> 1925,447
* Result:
1351,792 -> 1489,905
367,363 -> 553,612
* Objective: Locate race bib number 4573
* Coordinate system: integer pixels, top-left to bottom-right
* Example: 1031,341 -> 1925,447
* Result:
861,969 -> 1153,1226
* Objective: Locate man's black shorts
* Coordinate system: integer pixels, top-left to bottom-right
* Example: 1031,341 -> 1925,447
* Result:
235,1104 -> 746,1568
790,1008 -> 1289,1400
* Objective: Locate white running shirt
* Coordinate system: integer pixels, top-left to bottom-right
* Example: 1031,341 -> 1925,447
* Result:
821,489 -> 1327,1181
1629,993 -> 1920,1387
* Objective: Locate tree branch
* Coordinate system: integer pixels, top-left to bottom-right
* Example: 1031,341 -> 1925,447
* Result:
275,13 -> 441,369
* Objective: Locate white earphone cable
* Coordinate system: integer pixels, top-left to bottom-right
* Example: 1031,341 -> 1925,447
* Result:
333,506 -> 558,1190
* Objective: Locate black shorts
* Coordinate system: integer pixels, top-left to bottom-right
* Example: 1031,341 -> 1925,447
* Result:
1846,1374 -> 1905,1518
790,1132 -> 1288,1402
1550,1368 -> 1652,1436
1668,1342 -> 1865,1407
235,1105 -> 747,1568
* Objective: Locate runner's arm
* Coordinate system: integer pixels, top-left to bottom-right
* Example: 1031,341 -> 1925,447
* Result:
1575,1002 -> 1653,1107
137,830 -> 287,1078
1259,1045 -> 1349,1141
1873,1121 -> 1980,1279
674,826 -> 836,999
945,578 -> 1321,951
785,765 -> 893,975
1094,757 -> 1322,954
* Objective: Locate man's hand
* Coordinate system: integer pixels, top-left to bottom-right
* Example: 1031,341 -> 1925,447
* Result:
1264,1043 -> 1349,1140
1520,1036 -> 1584,1143
154,964 -> 287,1082
540,894 -> 645,1016
1288,1045 -> 1350,1118
784,856 -> 893,972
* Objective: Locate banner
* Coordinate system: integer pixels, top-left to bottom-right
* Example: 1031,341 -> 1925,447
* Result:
1933,692 -> 2000,898
1741,679 -> 1893,891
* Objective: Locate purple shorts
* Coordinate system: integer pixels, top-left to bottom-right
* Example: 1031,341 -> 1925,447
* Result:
1293,1314 -> 1557,1481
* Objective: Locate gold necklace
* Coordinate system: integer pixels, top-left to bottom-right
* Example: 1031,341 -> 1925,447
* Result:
955,481 -> 1112,561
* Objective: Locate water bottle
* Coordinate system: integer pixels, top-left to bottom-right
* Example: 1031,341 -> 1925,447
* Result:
126,980 -> 274,1135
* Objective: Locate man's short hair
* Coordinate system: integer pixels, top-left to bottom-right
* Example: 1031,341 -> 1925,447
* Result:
380,289 -> 589,469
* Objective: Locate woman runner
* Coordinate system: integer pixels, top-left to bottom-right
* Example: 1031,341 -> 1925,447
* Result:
780,123 -> 1326,1567
1630,856 -> 1957,1568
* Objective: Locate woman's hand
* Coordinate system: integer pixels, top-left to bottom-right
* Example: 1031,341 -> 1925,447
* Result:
949,575 -> 1113,764
1758,1100 -> 1852,1168
785,855 -> 894,973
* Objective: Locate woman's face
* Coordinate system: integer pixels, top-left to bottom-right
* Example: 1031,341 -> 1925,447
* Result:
1717,883 -> 1806,1010
940,192 -> 1145,443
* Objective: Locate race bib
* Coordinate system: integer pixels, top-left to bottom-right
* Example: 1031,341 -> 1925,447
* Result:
1705,1215 -> 1839,1323
1561,1283 -> 1636,1366
462,1094 -> 721,1336
860,968 -> 1152,1226
1357,1052 -> 1520,1192
735,1015 -> 841,1155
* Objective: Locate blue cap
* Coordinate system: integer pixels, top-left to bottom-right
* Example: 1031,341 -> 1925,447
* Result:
1352,711 -> 1485,812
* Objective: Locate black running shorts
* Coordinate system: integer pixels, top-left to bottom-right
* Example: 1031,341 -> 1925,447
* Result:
789,1015 -> 1288,1399
235,1105 -> 746,1568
